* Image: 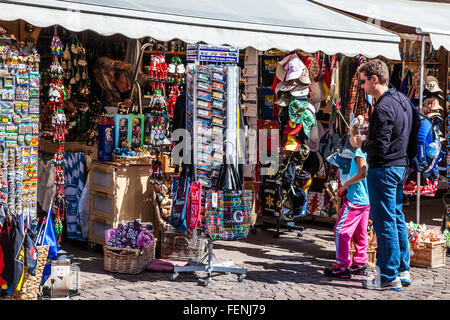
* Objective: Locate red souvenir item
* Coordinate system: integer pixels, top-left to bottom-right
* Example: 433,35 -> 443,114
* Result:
186,181 -> 202,230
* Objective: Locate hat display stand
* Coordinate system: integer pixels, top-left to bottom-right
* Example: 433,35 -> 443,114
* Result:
168,45 -> 247,286
252,52 -> 323,238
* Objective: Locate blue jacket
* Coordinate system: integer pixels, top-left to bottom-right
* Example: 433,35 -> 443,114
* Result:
362,88 -> 413,168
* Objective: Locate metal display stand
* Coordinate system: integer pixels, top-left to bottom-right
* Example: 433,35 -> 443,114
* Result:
170,238 -> 246,286
252,217 -> 304,239
168,45 -> 247,286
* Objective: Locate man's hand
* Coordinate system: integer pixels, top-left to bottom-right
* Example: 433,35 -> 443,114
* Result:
124,99 -> 132,108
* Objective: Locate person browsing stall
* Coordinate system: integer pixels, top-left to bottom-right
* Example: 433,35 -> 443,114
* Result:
93,57 -> 150,113
324,116 -> 370,279
354,59 -> 413,291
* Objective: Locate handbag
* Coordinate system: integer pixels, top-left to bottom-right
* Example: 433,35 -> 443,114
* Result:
169,176 -> 190,233
204,162 -> 252,241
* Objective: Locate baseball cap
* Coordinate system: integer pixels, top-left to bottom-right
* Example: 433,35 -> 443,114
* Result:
284,134 -> 301,151
300,109 -> 316,138
285,56 -> 311,84
424,97 -> 443,111
288,98 -> 308,124
275,80 -> 299,94
427,112 -> 441,119
425,76 -> 442,93
290,84 -> 310,97
306,121 -> 324,152
276,64 -> 287,82
283,120 -> 303,135
274,93 -> 290,107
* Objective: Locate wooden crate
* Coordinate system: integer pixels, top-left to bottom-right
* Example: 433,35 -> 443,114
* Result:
410,240 -> 446,268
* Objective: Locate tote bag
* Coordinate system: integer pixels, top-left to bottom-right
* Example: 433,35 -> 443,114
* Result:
169,177 -> 190,233
204,163 -> 252,241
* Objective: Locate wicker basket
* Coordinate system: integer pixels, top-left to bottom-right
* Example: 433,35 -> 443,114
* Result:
103,240 -> 156,274
410,240 -> 446,268
349,246 -> 377,266
160,225 -> 207,261
11,245 -> 49,300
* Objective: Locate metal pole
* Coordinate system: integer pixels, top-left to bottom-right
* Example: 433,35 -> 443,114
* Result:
416,34 -> 426,224
129,42 -> 153,103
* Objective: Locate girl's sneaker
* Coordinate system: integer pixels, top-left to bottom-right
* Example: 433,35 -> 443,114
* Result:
324,264 -> 351,279
350,264 -> 368,276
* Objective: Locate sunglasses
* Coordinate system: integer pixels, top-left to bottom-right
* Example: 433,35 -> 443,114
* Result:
360,75 -> 372,85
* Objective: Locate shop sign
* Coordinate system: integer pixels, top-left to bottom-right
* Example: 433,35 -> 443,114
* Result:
197,45 -> 239,63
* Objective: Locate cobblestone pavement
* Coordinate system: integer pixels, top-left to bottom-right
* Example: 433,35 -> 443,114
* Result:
64,221 -> 450,301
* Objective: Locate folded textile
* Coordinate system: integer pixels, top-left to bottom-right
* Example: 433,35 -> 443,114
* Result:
145,259 -> 188,273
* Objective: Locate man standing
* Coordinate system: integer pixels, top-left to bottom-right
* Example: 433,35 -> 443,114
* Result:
354,59 -> 413,291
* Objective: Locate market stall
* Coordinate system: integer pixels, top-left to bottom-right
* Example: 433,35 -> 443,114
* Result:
0,0 -> 410,298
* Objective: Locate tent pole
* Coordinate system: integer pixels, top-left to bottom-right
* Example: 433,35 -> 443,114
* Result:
416,33 -> 426,224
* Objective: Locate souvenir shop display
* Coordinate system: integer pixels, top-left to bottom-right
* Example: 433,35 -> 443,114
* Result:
0,35 -> 45,299
0,38 -> 40,220
168,45 -> 248,285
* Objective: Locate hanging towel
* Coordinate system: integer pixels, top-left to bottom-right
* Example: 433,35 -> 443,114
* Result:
64,152 -> 85,241
78,171 -> 91,240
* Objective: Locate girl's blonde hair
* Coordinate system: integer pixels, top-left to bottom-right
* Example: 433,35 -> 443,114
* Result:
93,57 -> 131,90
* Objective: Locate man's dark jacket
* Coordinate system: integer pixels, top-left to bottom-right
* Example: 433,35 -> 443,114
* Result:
362,88 -> 413,168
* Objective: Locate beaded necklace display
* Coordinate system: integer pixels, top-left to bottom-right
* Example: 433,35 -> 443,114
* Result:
49,27 -> 66,241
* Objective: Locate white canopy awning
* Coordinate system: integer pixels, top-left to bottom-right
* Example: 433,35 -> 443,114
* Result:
0,0 -> 401,59
312,0 -> 450,51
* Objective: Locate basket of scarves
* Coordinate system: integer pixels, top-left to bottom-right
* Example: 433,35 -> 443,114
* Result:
103,220 -> 156,274
10,245 -> 49,300
204,162 -> 252,241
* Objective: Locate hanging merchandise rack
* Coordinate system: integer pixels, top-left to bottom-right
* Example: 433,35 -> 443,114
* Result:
48,26 -> 67,242
168,44 -> 248,286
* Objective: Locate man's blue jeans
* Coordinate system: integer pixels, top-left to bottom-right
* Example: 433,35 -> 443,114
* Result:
367,167 -> 410,282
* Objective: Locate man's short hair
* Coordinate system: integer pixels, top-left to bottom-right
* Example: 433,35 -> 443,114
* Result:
359,59 -> 389,85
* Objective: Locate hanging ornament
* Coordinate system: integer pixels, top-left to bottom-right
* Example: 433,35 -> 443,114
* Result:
63,43 -> 70,61
75,70 -> 81,82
